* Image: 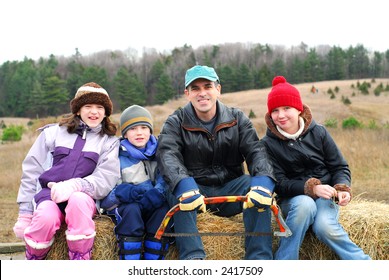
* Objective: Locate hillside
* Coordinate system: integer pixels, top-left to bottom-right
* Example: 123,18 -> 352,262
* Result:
2,78 -> 388,134
110,78 -> 389,136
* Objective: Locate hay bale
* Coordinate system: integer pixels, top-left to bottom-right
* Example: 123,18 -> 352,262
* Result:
300,198 -> 389,260
46,199 -> 389,260
46,215 -> 118,260
167,199 -> 389,260
166,213 -> 245,260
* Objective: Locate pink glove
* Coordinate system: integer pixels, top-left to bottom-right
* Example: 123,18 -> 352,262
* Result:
13,213 -> 33,239
48,179 -> 83,203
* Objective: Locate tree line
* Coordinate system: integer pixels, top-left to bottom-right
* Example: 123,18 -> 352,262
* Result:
0,42 -> 388,118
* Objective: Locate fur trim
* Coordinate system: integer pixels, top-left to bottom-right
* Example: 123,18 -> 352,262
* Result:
70,92 -> 113,116
304,178 -> 321,199
334,183 -> 352,201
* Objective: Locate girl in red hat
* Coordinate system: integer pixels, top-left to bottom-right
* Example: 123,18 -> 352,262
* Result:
262,76 -> 370,260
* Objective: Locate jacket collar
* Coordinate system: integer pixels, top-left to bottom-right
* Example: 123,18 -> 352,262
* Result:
182,101 -> 236,130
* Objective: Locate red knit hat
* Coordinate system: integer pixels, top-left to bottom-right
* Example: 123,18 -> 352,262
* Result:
267,76 -> 303,114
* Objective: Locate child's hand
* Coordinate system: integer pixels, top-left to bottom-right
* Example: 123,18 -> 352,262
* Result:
48,179 -> 82,203
139,188 -> 165,212
13,213 -> 33,239
115,183 -> 152,203
336,191 -> 351,206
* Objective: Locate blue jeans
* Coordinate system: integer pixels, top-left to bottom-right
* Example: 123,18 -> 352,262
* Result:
167,175 -> 273,260
275,196 -> 371,260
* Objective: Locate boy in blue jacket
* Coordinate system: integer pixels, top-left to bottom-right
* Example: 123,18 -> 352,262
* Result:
101,105 -> 171,260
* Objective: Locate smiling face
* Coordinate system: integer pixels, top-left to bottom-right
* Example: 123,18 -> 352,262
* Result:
185,78 -> 221,121
124,125 -> 151,149
78,104 -> 106,128
270,106 -> 301,134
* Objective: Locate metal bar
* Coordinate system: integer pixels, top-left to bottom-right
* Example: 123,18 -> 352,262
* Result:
155,195 -> 292,239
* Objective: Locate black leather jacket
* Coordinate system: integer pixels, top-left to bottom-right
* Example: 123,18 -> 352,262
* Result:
262,105 -> 351,198
156,101 -> 275,192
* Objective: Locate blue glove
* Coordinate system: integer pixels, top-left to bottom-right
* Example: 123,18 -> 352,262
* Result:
115,182 -> 152,203
139,188 -> 166,212
100,188 -> 120,211
154,183 -> 167,197
154,171 -> 169,197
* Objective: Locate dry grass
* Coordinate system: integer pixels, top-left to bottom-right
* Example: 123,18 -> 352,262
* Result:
46,215 -> 118,260
1,78 -> 389,259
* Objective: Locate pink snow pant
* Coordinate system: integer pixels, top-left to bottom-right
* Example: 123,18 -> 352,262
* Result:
25,192 -> 96,243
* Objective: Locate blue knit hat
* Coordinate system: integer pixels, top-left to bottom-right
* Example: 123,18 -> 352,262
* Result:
185,65 -> 220,88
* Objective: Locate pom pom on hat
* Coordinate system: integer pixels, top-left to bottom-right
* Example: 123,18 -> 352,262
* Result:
70,82 -> 113,116
120,105 -> 153,137
272,76 -> 287,86
267,76 -> 303,114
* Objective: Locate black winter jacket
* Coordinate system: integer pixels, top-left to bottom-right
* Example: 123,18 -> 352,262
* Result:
262,105 -> 351,198
156,101 -> 274,192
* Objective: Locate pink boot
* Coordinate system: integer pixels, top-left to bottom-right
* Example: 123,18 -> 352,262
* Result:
25,238 -> 54,260
66,231 -> 95,260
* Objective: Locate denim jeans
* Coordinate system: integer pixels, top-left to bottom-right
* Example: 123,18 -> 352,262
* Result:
275,196 -> 371,260
167,175 -> 273,260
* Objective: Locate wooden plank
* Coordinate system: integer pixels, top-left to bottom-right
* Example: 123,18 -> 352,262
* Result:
0,242 -> 25,254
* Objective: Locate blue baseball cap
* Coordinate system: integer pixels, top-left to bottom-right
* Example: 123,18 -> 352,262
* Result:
185,65 -> 220,88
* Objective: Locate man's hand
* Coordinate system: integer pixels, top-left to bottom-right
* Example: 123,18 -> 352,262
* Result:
179,190 -> 206,213
48,179 -> 82,203
243,186 -> 273,211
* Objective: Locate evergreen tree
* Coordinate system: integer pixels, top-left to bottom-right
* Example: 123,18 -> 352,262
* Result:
326,46 -> 346,80
6,59 -> 36,117
257,65 -> 272,89
371,51 -> 383,78
218,65 -> 237,93
81,66 -> 109,89
287,56 -> 304,83
304,49 -> 323,82
236,64 -> 254,91
271,57 -> 287,78
113,67 -> 145,111
155,73 -> 174,104
41,76 -> 68,117
65,60 -> 85,100
347,45 -> 370,79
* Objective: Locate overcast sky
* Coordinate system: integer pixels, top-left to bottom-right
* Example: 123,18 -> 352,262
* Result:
1,0 -> 387,63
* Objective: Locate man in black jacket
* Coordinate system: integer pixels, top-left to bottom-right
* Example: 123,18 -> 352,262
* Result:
156,65 -> 276,260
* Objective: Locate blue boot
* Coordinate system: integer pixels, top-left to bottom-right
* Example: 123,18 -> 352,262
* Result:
143,235 -> 169,260
118,236 -> 142,260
